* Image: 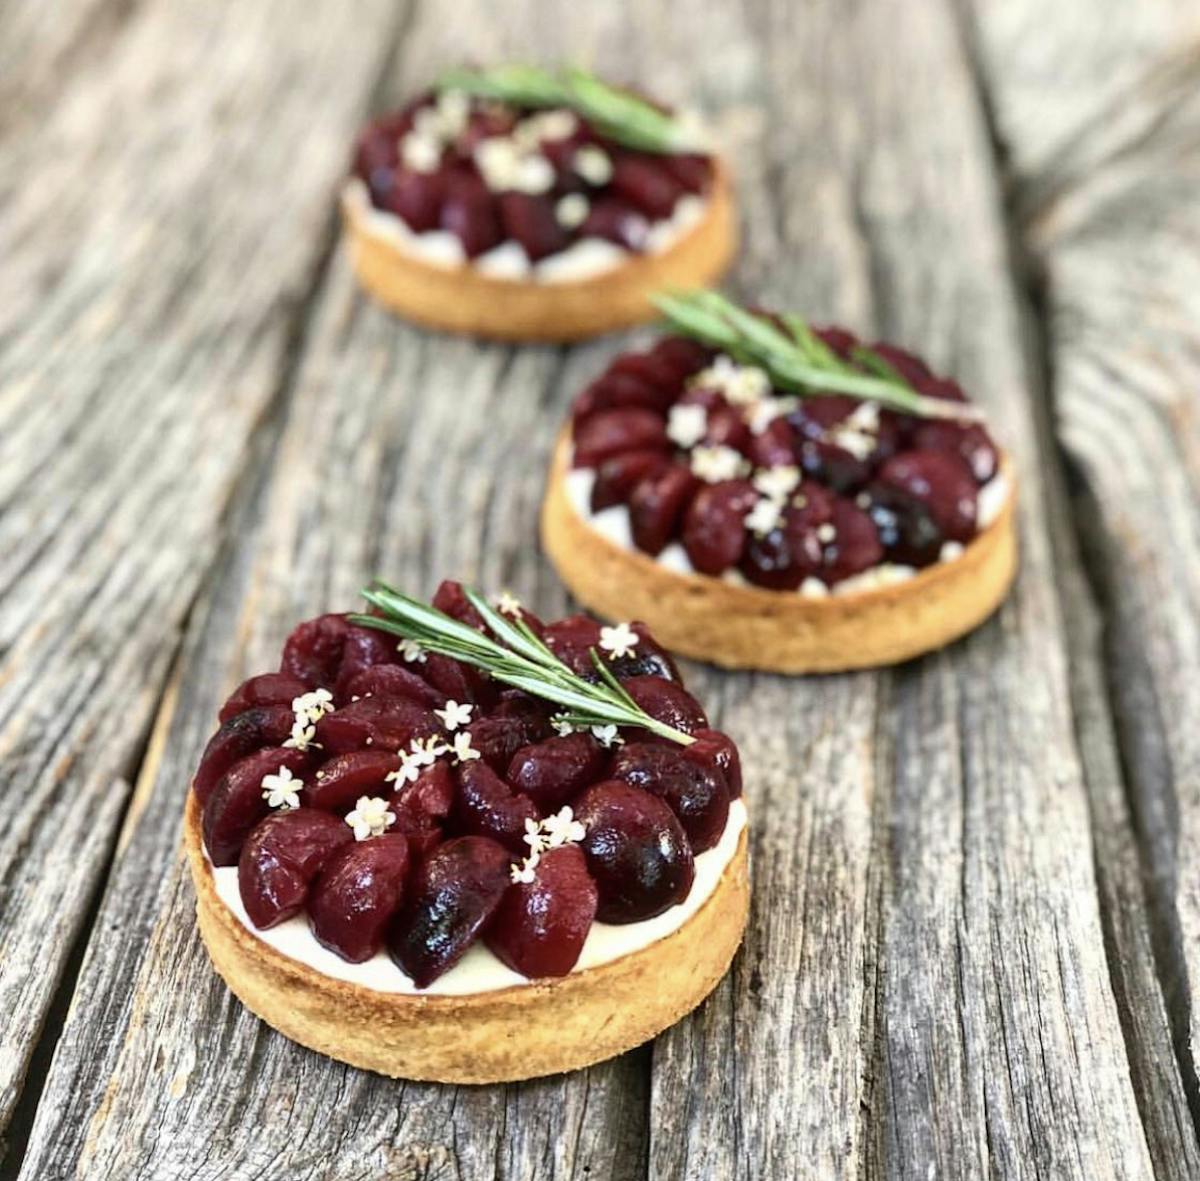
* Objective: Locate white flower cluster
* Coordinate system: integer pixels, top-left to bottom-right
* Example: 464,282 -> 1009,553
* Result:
397,638 -> 426,664
261,765 -> 304,810
691,445 -> 749,484
691,355 -> 771,406
550,715 -> 624,748
386,724 -> 481,791
399,90 -> 471,174
598,621 -> 639,660
282,688 -> 333,752
510,807 -> 588,884
345,795 -> 396,841
667,403 -> 707,449
744,465 -> 802,538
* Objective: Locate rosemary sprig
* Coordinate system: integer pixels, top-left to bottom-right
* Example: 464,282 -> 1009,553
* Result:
436,64 -> 704,154
349,581 -> 695,747
652,290 -> 985,423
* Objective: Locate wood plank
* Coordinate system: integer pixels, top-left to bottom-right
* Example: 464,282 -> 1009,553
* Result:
0,0 -> 404,1155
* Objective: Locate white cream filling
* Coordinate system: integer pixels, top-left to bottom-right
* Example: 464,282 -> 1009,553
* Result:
563,465 -> 1011,596
345,179 -> 709,284
210,798 -> 746,997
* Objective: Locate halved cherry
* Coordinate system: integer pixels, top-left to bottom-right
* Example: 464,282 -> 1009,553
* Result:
392,762 -> 454,837
280,613 -> 350,689
703,406 -> 752,454
573,408 -> 668,468
609,350 -> 687,394
389,836 -> 512,987
660,153 -> 711,194
466,715 -> 534,774
682,479 -> 757,575
218,673 -> 308,723
747,418 -> 796,469
610,153 -> 683,219
332,624 -> 400,700
912,420 -> 999,485
741,482 -> 835,590
490,689 -> 553,743
382,169 -> 446,233
622,676 -> 708,735
818,498 -> 884,585
305,750 -> 401,812
507,732 -> 607,813
579,197 -> 649,251
432,579 -> 487,630
685,729 -> 743,799
421,651 -> 486,705
573,372 -> 675,422
309,835 -> 411,963
498,192 -> 569,261
237,808 -> 352,928
542,615 -> 680,683
876,450 -> 978,542
203,747 -> 313,867
316,697 -> 440,754
485,845 -> 598,978
440,170 -> 502,258
650,335 -> 713,381
609,742 -> 729,852
591,450 -> 670,513
629,464 -> 699,556
452,760 -> 539,852
193,704 -> 296,805
863,483 -> 944,567
341,664 -> 447,709
573,781 -> 695,923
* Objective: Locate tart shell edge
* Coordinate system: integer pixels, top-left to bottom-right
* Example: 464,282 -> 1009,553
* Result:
541,435 -> 1018,673
341,162 -> 737,342
184,791 -> 749,1083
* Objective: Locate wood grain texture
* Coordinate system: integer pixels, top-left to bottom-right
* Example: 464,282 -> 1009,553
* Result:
2,0 -> 1197,1177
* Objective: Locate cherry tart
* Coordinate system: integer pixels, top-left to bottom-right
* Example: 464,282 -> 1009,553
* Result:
342,67 -> 735,340
185,583 -> 748,1082
541,318 -> 1018,672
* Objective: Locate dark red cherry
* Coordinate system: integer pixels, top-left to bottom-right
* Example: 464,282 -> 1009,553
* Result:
381,169 -> 446,233
863,483 -> 944,567
485,846 -> 598,978
819,498 -> 884,585
305,750 -> 401,811
682,479 -> 757,575
747,418 -> 796,469
440,171 -> 502,258
507,733 -> 608,813
579,197 -> 650,251
610,153 -> 683,219
685,728 -> 743,798
237,809 -> 352,928
309,835 -> 411,963
341,664 -> 447,709
573,371 -> 675,421
218,673 -> 309,723
867,341 -> 933,386
333,624 -> 401,699
490,689 -> 554,742
912,420 -> 999,485
650,335 -> 714,381
609,742 -> 729,852
814,326 -> 861,361
390,836 -> 512,987
622,676 -> 707,735
203,747 -> 313,867
573,408 -> 668,468
498,192 -> 569,261
280,613 -> 350,689
193,705 -> 296,805
573,782 -> 695,923
590,450 -> 670,512
703,405 -> 752,453
421,651 -> 486,705
392,762 -> 454,829
466,715 -> 534,773
877,450 -> 978,542
629,463 -> 699,556
660,153 -> 711,194
740,483 -> 835,591
453,760 -> 539,852
316,697 -> 439,754
795,438 -> 871,495
542,615 -> 680,683
432,579 -> 487,630
609,350 -> 686,394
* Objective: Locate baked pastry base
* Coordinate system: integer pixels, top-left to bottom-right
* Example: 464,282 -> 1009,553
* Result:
184,792 -> 749,1082
541,436 -> 1018,673
341,164 -> 736,341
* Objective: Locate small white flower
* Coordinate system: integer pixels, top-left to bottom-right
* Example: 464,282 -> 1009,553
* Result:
261,766 -> 303,810
523,817 -> 548,856
690,445 -> 747,484
409,735 -> 447,765
542,807 -> 587,849
591,724 -> 623,748
725,364 -> 772,405
513,153 -> 555,195
401,132 -> 441,174
434,700 -> 474,732
385,757 -> 421,788
345,796 -> 396,841
510,854 -> 540,885
599,622 -> 639,660
555,192 -> 590,229
745,496 -> 784,537
550,714 -> 577,737
753,465 -> 801,499
435,88 -> 470,139
517,108 -> 578,145
667,403 -> 708,449
291,688 -> 334,723
573,144 -> 613,185
816,523 -> 837,544
748,396 -> 798,435
398,638 -> 426,664
450,731 -> 481,765
283,719 -> 317,751
493,590 -> 523,617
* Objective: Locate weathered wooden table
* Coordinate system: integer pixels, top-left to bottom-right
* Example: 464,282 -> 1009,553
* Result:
2,1 -> 1199,1177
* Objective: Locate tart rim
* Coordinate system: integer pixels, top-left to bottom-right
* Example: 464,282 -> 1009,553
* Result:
340,159 -> 737,341
541,433 -> 1019,672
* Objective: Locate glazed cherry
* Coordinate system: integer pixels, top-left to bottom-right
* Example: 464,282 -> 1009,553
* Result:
747,419 -> 797,469
391,762 -> 454,853
218,673 -> 308,723
579,197 -> 649,251
390,836 -> 512,987
203,747 -> 313,866
610,153 -> 683,219
573,408 -> 669,468
332,624 -> 402,698
305,750 -> 401,812
574,371 -> 676,421
238,809 -> 352,928
542,615 -> 680,683
819,498 -> 884,585
591,450 -> 670,513
863,483 -> 944,567
610,350 -> 688,394
622,676 -> 708,735
440,170 -> 502,258
877,450 -> 978,542
341,664 -> 447,709
453,760 -> 539,852
650,335 -> 713,381
432,578 -> 487,631
485,845 -> 598,978
629,464 -> 699,555
193,705 -> 296,805
660,154 -> 711,195
609,742 -> 729,852
685,729 -> 743,798
740,482 -> 835,591
382,170 -> 446,232
466,715 -> 536,773
317,696 -> 440,755
421,651 -> 486,705
507,733 -> 607,813
498,192 -> 569,261
573,782 -> 695,923
912,420 -> 999,485
309,835 -> 411,963
490,689 -> 554,743
682,479 -> 757,575
280,613 -> 350,689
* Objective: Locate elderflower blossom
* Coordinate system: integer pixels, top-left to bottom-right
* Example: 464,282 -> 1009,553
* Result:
591,724 -> 623,748
599,622 -> 639,660
397,638 -> 426,664
550,714 -> 577,737
744,496 -> 784,538
542,807 -> 586,848
291,688 -> 333,723
261,766 -> 303,810
449,731 -> 481,765
753,465 -> 801,500
434,700 -> 473,731
690,445 -> 747,484
345,796 -> 395,841
666,403 -> 708,449
509,809 -> 589,884
283,718 -> 317,751
492,590 -> 523,617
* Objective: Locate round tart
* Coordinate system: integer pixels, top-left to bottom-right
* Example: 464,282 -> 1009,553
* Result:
541,294 -> 1018,672
343,65 -> 736,341
185,581 -> 749,1082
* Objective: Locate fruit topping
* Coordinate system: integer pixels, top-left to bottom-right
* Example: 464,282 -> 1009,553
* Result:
340,663 -> 447,709
304,750 -> 402,812
573,408 -> 669,469
573,782 -> 695,923
609,742 -> 729,852
507,732 -> 607,813
684,729 -> 743,798
621,676 -> 708,735
316,696 -> 440,755
876,451 -> 978,542
452,760 -> 539,852
280,613 -> 351,689
203,747 -> 314,866
485,845 -> 598,977
629,464 -> 699,555
309,835 -> 411,963
193,704 -> 296,804
218,673 -> 309,723
682,479 -> 757,574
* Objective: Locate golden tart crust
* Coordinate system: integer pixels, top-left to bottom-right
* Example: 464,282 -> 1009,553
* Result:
541,435 -> 1018,673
